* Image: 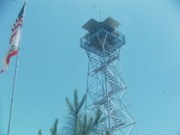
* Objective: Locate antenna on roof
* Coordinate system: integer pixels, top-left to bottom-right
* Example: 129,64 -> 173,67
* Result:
91,0 -> 106,21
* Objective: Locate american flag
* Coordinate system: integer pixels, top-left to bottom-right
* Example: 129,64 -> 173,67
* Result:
1,3 -> 26,73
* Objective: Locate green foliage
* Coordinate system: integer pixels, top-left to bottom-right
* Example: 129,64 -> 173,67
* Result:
37,89 -> 106,135
105,130 -> 111,135
64,89 -> 86,135
38,129 -> 42,135
64,89 -> 106,135
50,119 -> 59,135
38,119 -> 59,135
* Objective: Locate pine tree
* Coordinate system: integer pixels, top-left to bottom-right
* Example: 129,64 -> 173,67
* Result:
37,89 -> 106,135
64,89 -> 106,135
50,119 -> 58,135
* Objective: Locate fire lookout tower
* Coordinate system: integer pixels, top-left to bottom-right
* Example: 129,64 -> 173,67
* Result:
80,17 -> 135,135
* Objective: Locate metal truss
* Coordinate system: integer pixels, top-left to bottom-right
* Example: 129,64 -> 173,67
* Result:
80,18 -> 135,135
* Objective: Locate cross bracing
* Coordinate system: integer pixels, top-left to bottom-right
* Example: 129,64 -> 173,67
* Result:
80,17 -> 135,135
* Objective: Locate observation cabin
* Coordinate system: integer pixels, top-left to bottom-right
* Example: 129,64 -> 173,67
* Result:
80,17 -> 125,57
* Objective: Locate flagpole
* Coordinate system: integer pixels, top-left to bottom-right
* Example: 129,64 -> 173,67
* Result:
7,48 -> 19,135
7,3 -> 26,135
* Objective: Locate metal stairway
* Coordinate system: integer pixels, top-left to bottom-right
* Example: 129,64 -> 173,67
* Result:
105,69 -> 126,96
104,100 -> 126,131
92,69 -> 127,131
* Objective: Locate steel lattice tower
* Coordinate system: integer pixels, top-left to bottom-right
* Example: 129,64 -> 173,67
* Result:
80,17 -> 135,135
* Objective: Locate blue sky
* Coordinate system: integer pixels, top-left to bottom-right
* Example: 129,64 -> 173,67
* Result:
0,0 -> 180,135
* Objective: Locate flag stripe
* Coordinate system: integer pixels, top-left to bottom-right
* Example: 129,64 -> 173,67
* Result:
9,31 -> 18,44
11,20 -> 23,32
6,50 -> 18,65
